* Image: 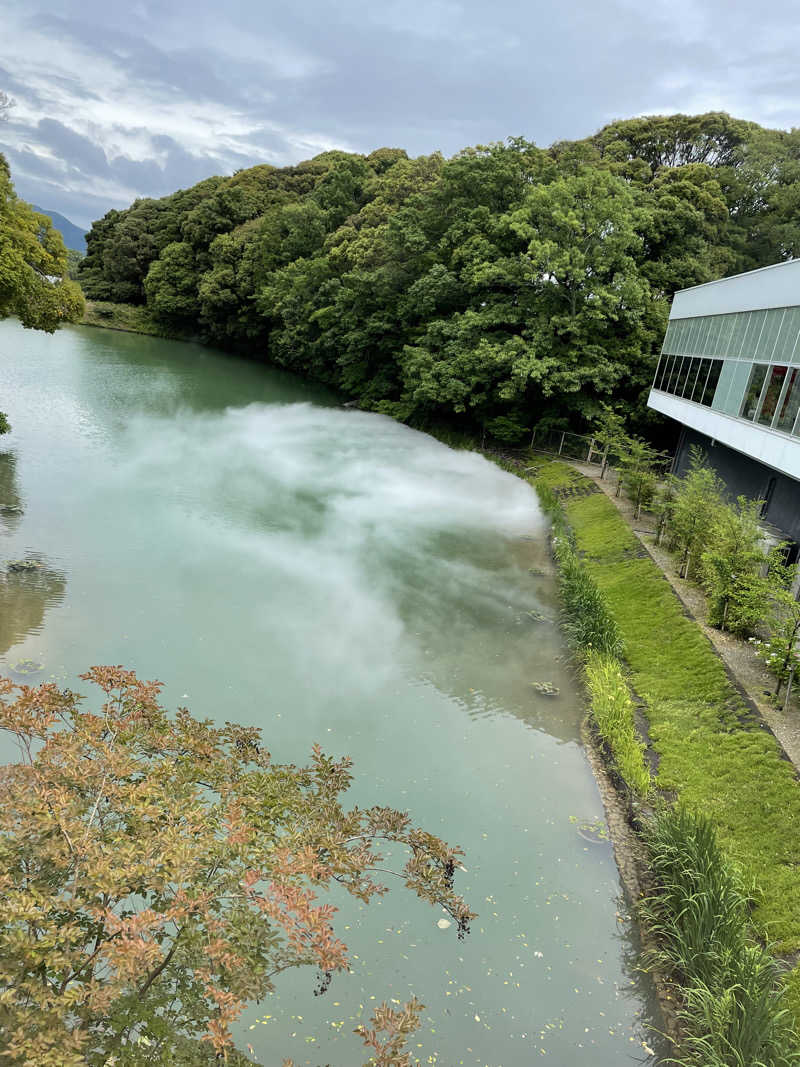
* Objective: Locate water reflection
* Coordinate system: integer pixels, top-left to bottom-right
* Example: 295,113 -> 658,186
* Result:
0,452 -> 23,535
0,558 -> 66,662
71,325 -> 334,426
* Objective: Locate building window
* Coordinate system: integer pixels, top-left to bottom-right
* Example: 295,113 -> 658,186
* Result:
774,368 -> 800,433
675,356 -> 693,396
682,358 -> 700,398
655,354 -> 673,390
728,312 -> 749,359
757,365 -> 789,425
755,309 -> 785,361
701,360 -> 723,406
716,315 -> 736,356
741,311 -> 767,361
740,364 -> 768,419
667,355 -> 684,394
687,358 -> 711,401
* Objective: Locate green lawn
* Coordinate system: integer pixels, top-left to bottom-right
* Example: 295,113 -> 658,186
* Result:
533,460 -> 800,962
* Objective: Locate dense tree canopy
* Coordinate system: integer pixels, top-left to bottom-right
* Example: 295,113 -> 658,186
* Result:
78,112 -> 800,439
0,153 -> 84,332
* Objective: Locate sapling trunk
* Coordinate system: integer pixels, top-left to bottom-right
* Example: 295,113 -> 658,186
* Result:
784,669 -> 795,712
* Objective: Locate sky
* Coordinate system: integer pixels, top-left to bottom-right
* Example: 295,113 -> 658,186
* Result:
0,0 -> 799,230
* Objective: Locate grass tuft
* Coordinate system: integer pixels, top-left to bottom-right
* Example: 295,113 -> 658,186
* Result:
584,651 -> 651,796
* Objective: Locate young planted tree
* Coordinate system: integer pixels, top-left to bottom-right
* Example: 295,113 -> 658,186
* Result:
652,473 -> 680,546
701,496 -> 767,635
669,447 -> 725,579
592,403 -> 627,480
0,667 -> 473,1066
616,436 -> 666,519
751,551 -> 800,697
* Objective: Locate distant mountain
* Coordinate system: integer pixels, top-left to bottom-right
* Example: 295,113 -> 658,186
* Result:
32,206 -> 87,253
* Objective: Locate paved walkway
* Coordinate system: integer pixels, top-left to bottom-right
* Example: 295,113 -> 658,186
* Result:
568,459 -> 800,772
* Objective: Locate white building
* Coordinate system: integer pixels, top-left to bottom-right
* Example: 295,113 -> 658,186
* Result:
648,259 -> 800,546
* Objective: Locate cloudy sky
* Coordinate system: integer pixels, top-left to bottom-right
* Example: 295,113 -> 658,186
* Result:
1,0 -> 798,229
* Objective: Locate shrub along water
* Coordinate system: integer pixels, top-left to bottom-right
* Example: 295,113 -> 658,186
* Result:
552,535 -> 625,659
642,806 -> 799,1066
584,651 -> 651,797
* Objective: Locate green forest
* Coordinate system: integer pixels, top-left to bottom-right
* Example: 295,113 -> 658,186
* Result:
78,112 -> 800,441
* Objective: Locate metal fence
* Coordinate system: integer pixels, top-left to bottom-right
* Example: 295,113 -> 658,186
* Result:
530,427 -> 611,464
529,427 -> 673,474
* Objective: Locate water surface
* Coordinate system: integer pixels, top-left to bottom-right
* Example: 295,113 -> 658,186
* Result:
0,319 -> 657,1065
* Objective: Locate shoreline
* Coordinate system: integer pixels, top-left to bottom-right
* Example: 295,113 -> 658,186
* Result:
580,718 -> 680,1051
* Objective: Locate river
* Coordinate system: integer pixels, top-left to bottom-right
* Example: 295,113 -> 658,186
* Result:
0,318 -> 658,1065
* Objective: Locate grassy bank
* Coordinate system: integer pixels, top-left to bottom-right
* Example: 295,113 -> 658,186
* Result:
80,300 -> 189,339
530,458 -> 800,1045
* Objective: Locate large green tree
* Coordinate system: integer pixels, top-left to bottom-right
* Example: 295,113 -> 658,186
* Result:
0,154 -> 84,332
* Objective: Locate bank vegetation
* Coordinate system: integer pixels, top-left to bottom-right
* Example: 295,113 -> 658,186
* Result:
531,458 -> 800,1065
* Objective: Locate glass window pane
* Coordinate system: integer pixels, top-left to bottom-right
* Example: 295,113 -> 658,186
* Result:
786,308 -> 800,364
702,359 -> 723,406
742,310 -> 767,359
680,358 -> 696,397
728,312 -> 749,359
689,358 -> 712,402
740,363 -> 768,419
757,365 -> 788,425
675,319 -> 688,355
662,320 -> 675,354
678,320 -> 692,355
693,318 -> 707,354
756,308 -> 785,361
715,314 -> 736,356
652,355 -> 665,389
775,368 -> 800,432
691,318 -> 708,355
658,354 -> 674,390
674,320 -> 686,354
682,357 -> 701,398
666,355 -> 684,394
675,356 -> 693,396
704,318 -> 721,356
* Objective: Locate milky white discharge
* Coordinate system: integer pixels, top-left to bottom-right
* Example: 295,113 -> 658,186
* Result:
114,402 -> 549,707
